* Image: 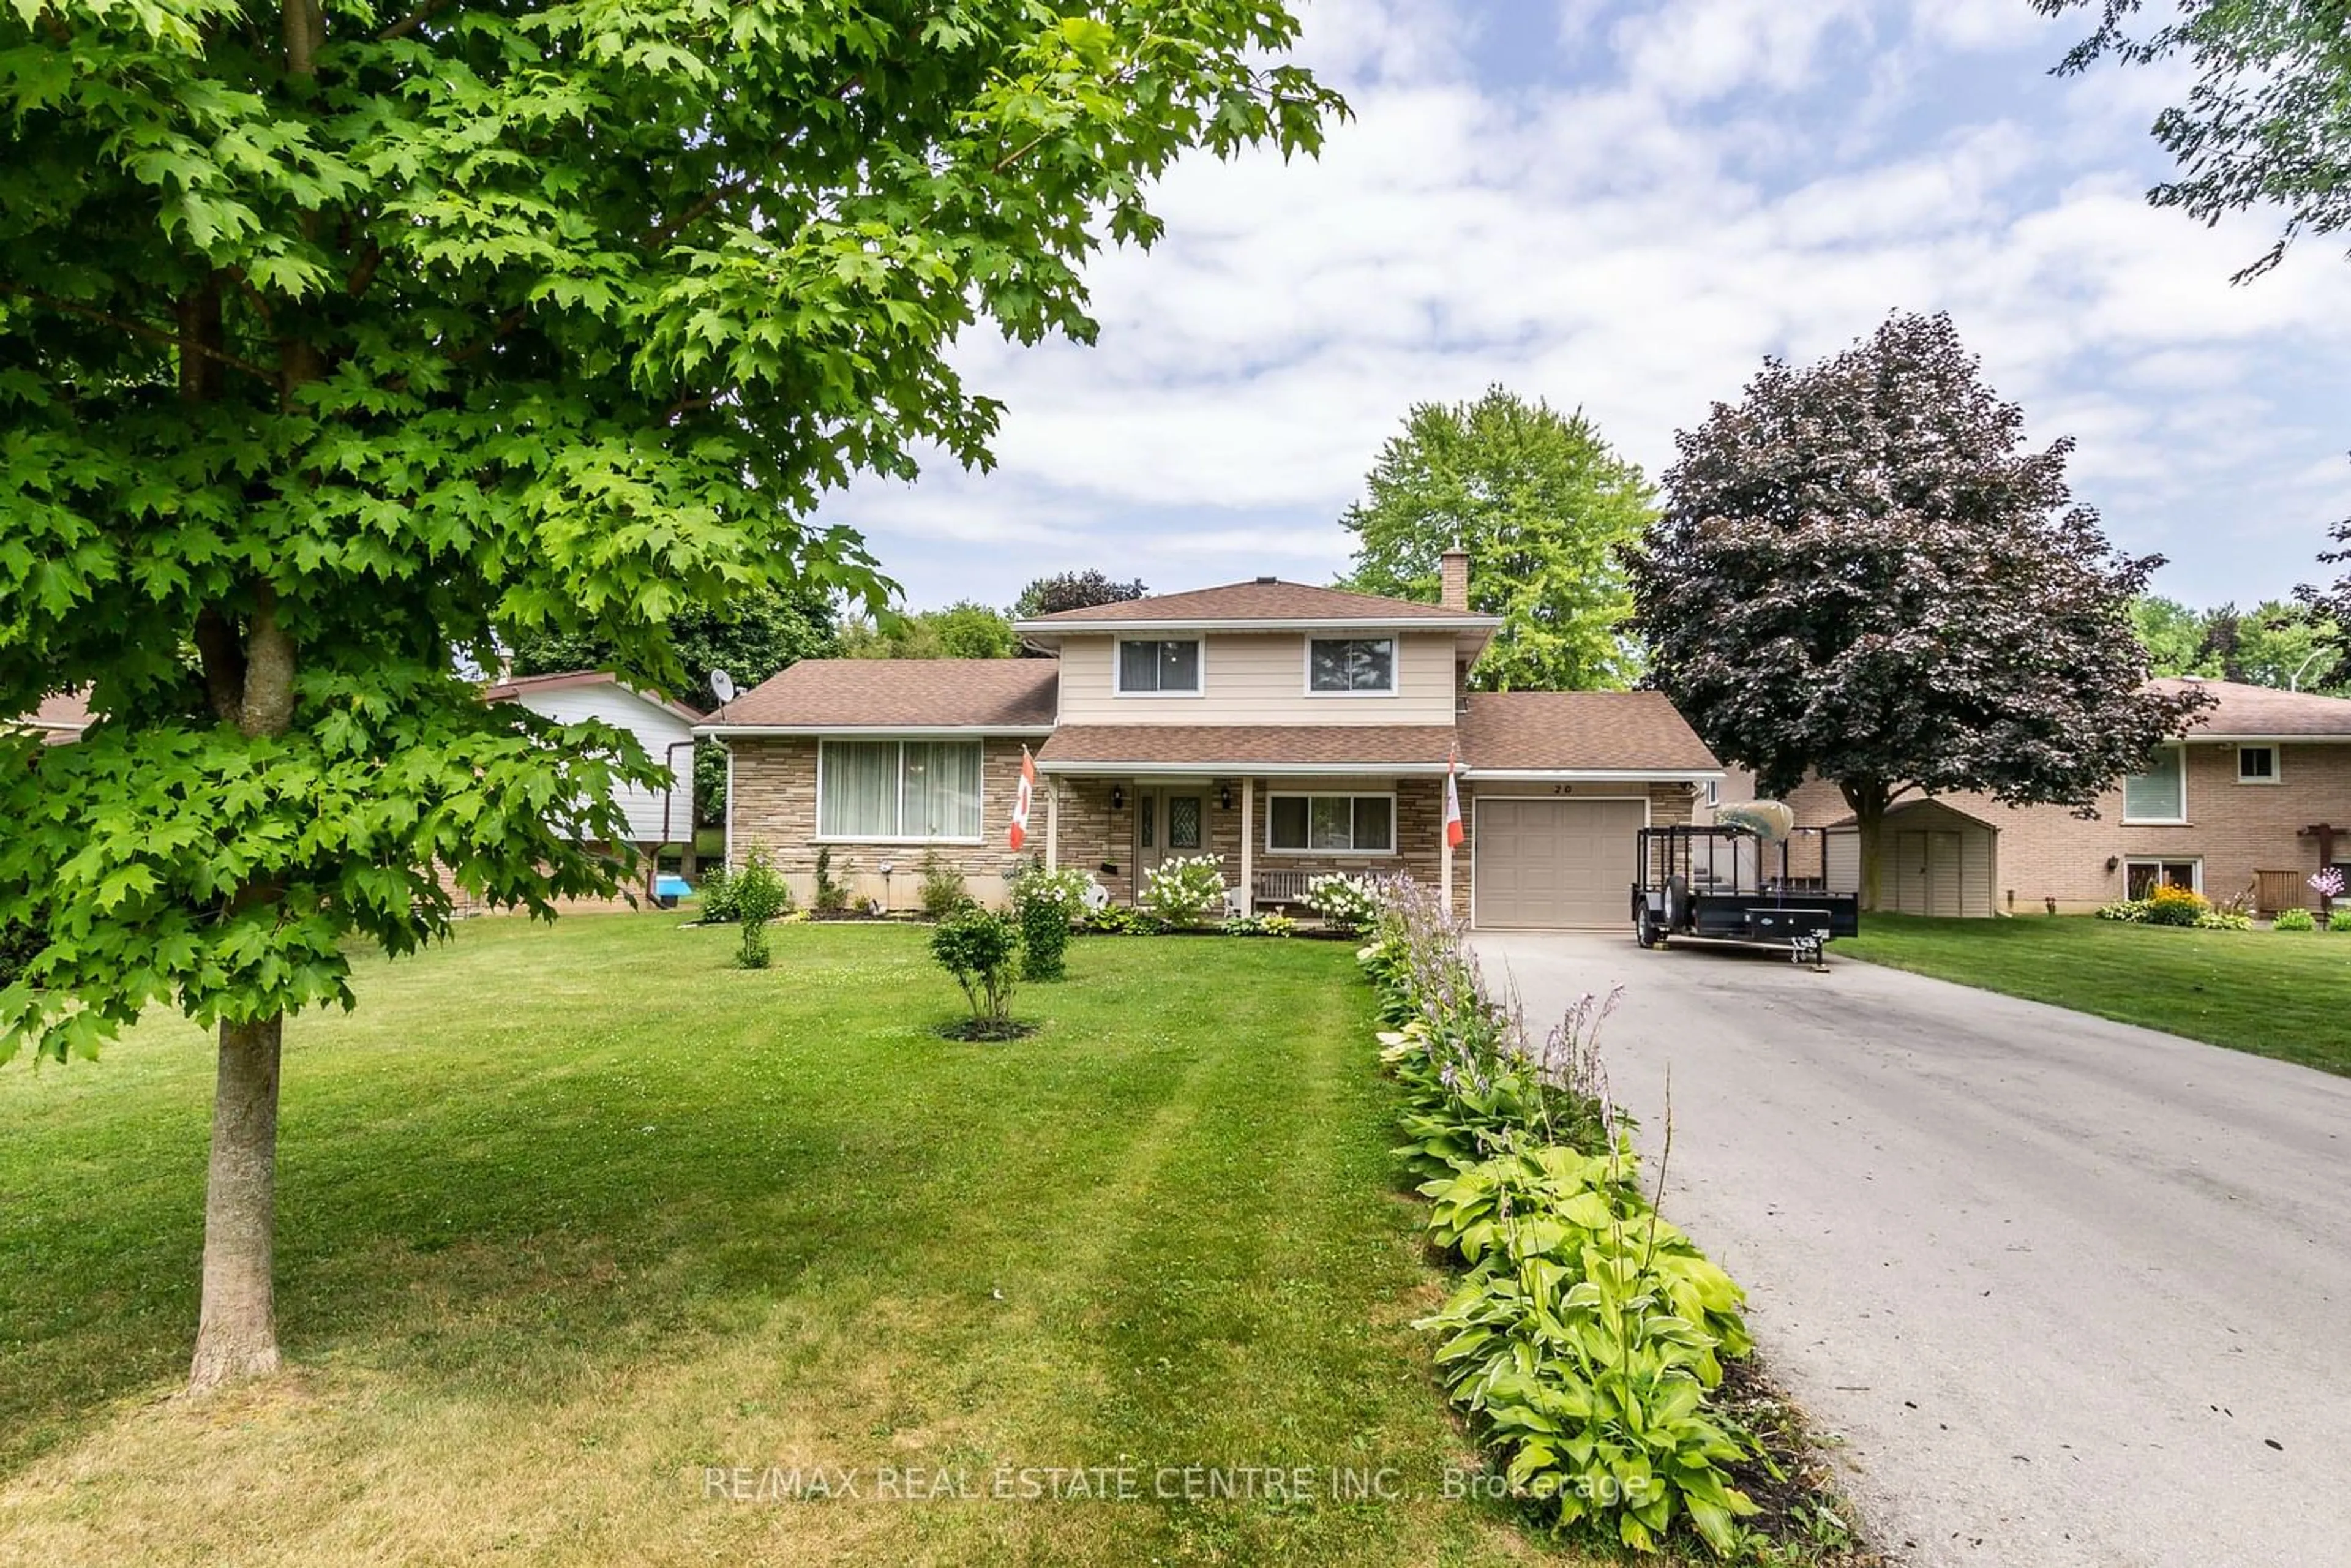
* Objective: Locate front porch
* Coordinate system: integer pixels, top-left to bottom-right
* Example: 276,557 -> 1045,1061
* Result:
1037,771 -> 1457,917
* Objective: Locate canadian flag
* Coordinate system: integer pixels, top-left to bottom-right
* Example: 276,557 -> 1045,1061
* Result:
1444,748 -> 1465,849
1009,746 -> 1037,850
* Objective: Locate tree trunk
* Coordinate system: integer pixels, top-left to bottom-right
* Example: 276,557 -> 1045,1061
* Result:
1842,779 -> 1893,914
187,1013 -> 283,1391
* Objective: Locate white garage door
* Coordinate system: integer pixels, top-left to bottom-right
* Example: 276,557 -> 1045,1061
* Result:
1474,797 -> 1649,929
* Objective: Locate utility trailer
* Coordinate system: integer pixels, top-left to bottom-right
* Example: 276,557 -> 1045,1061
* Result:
1630,823 -> 1860,966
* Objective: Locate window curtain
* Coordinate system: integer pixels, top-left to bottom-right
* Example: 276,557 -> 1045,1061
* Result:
820,741 -> 899,836
902,742 -> 983,838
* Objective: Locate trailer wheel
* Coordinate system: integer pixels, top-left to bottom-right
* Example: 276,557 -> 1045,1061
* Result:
1635,919 -> 1657,949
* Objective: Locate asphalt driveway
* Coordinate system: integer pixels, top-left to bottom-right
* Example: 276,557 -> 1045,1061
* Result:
1472,931 -> 2351,1568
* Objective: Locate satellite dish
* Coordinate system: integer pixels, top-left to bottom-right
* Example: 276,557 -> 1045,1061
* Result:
709,669 -> 736,705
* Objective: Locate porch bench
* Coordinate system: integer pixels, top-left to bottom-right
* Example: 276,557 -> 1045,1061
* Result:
1252,869 -> 1317,911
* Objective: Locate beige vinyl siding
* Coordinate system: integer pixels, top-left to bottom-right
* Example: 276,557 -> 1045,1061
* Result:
1880,801 -> 1997,918
1054,630 -> 1460,726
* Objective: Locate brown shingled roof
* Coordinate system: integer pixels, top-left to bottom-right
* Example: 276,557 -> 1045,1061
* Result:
1019,579 -> 1492,626
1459,691 -> 1721,773
31,689 -> 91,737
2159,677 -> 2351,738
705,659 -> 1059,730
1038,724 -> 1458,770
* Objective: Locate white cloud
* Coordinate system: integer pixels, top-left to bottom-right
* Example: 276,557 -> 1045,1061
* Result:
829,0 -> 2351,613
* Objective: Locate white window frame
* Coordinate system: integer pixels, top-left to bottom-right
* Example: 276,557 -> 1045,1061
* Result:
1112,637 -> 1204,697
1303,635 -> 1398,697
2122,743 -> 2188,825
1263,791 -> 1398,856
2124,857 -> 2202,898
814,738 -> 986,844
2236,744 -> 2281,785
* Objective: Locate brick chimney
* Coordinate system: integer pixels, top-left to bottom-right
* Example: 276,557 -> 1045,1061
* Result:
1438,547 -> 1471,612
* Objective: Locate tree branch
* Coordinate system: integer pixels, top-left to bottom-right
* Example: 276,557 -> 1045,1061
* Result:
376,0 -> 455,42
0,282 -> 277,384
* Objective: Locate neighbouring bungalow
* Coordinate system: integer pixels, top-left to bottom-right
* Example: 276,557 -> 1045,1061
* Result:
481,670 -> 705,887
699,555 -> 1725,928
1722,677 -> 2351,917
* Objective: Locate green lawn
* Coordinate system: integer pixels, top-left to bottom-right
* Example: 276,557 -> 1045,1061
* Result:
0,918 -> 1556,1567
1842,915 -> 2351,1075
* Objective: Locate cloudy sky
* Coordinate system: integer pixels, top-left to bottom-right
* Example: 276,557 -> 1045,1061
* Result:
822,0 -> 2351,615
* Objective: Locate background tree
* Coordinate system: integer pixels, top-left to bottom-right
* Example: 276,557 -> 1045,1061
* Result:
839,601 -> 1021,659
1012,568 -> 1149,620
2131,596 -> 2219,676
2132,595 -> 2346,690
2038,0 -> 2351,279
1629,313 -> 2211,909
1338,386 -> 1655,691
0,0 -> 1338,1392
507,585 -> 838,828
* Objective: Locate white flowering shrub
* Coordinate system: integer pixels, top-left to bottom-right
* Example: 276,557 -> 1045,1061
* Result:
1142,855 -> 1226,928
1305,872 -> 1381,934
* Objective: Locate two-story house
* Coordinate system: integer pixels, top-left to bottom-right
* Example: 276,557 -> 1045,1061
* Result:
700,555 -> 1724,928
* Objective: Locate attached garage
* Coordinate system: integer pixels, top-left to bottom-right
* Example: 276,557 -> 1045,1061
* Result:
1472,796 -> 1649,929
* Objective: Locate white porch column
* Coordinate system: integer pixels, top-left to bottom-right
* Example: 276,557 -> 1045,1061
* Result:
1238,776 -> 1254,917
1044,780 -> 1060,871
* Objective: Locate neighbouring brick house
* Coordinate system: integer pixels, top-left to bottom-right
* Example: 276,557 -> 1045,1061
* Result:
1719,678 -> 2351,917
701,558 -> 1724,927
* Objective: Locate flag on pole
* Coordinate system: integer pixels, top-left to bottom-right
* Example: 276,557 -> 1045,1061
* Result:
1444,747 -> 1464,849
1009,746 -> 1037,850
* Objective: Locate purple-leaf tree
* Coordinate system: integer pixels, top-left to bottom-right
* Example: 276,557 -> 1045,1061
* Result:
1627,312 -> 2213,910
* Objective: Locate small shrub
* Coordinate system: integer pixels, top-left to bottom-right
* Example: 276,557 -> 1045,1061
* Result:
731,847 -> 790,967
1221,912 -> 1299,938
2194,909 -> 2252,931
813,847 -> 848,913
1305,872 -> 1381,934
2142,883 -> 2207,927
1076,903 -> 1161,936
1012,866 -> 1089,981
1141,854 -> 1226,927
931,907 -> 1024,1035
917,850 -> 970,920
2093,898 -> 2148,923
2273,907 -> 2317,931
696,866 -> 740,924
2332,909 -> 2351,933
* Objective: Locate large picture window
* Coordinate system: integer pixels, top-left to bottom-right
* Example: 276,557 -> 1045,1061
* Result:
1117,639 -> 1201,694
1266,793 -> 1394,854
2123,745 -> 2185,823
1308,637 -> 1395,694
818,740 -> 983,840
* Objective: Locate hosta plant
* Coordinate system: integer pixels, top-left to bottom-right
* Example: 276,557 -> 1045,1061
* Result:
2274,907 -> 2317,931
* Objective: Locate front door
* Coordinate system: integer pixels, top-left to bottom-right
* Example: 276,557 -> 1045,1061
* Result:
1135,787 -> 1207,882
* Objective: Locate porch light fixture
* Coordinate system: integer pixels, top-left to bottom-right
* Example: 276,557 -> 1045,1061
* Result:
2105,856 -> 2119,872
1218,784 -> 1233,811
1110,784 -> 1125,811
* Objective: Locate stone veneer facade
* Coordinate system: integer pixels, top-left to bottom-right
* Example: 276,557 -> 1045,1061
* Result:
726,735 -> 1700,925
727,735 -> 1040,909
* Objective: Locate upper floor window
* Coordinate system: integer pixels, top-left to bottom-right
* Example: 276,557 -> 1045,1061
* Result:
1307,637 -> 1395,694
1117,639 -> 1200,695
2123,745 -> 2185,823
2237,745 -> 2279,784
